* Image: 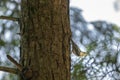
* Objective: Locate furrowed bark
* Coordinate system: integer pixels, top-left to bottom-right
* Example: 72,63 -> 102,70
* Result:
20,0 -> 71,80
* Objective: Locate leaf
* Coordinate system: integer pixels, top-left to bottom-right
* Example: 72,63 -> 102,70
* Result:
72,63 -> 87,80
86,41 -> 97,52
0,40 -> 5,46
112,24 -> 120,33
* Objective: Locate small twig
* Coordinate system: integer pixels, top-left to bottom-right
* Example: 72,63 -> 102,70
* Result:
0,16 -> 19,21
0,66 -> 17,74
6,55 -> 34,79
7,55 -> 23,71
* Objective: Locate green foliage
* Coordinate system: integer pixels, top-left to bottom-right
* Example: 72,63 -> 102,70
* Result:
11,40 -> 19,46
71,62 -> 87,80
70,8 -> 120,80
104,54 -> 116,63
0,0 -> 20,79
86,41 -> 97,53
112,24 -> 120,33
0,40 -> 5,46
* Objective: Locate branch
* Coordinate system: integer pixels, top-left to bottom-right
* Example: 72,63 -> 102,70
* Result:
0,16 -> 19,21
6,55 -> 34,79
7,55 -> 23,71
0,66 -> 17,74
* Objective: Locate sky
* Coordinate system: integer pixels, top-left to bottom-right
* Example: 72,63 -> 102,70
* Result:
70,0 -> 120,26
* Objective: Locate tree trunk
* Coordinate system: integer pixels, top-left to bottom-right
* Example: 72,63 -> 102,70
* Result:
20,0 -> 71,80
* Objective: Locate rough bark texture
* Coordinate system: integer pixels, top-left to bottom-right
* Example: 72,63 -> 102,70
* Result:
20,0 -> 71,80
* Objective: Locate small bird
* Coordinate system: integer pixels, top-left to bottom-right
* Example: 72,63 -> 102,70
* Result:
71,39 -> 87,57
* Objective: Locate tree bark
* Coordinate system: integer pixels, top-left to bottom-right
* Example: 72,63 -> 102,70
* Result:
20,0 -> 71,80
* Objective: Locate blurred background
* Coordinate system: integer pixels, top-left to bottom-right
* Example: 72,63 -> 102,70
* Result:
0,0 -> 20,79
70,0 -> 120,80
0,0 -> 120,80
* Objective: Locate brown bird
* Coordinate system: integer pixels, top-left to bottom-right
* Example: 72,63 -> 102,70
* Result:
71,39 -> 87,57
